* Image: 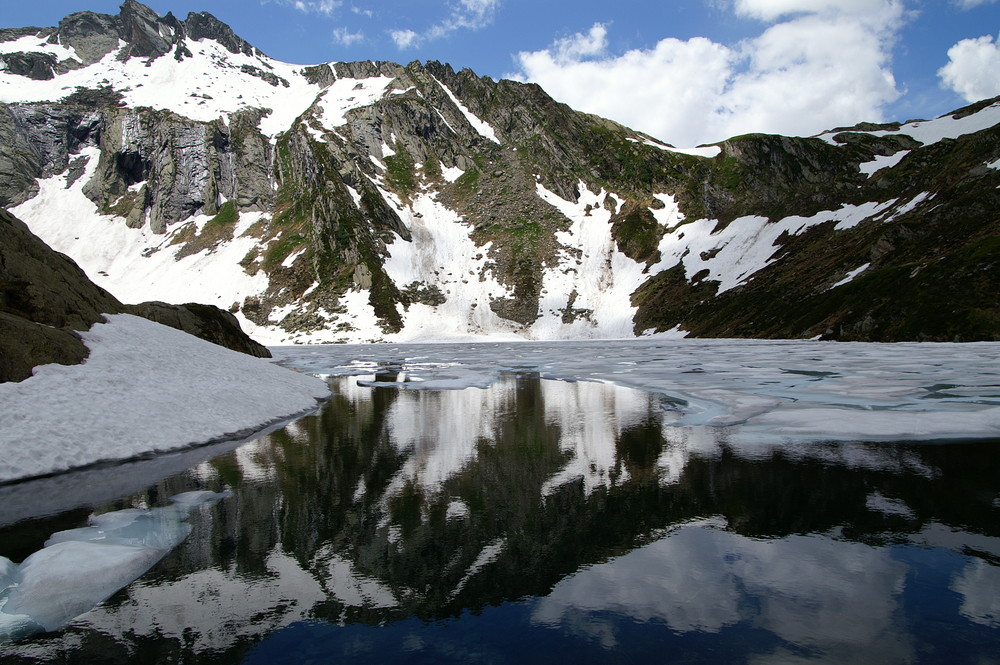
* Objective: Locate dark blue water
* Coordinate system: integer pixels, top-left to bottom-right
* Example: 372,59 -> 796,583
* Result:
1,373 -> 998,664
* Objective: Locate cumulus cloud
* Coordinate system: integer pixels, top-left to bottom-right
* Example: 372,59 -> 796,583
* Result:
332,27 -> 364,46
953,0 -> 998,8
390,29 -> 419,49
388,0 -> 500,49
513,1 -> 903,147
938,33 -> 1000,102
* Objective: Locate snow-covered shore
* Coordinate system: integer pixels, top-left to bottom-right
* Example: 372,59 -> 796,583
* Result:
0,314 -> 330,484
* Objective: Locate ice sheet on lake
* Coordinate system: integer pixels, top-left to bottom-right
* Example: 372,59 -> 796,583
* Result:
273,338 -> 1000,444
0,491 -> 227,642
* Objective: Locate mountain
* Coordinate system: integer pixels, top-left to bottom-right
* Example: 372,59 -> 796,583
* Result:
2,1 -> 998,344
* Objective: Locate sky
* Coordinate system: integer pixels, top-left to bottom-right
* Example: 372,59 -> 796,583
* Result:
4,0 -> 1000,147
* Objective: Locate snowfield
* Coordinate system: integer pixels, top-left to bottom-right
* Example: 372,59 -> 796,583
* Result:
0,314 -> 330,484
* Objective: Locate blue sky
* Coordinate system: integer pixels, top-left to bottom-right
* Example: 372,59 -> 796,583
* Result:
5,1 -> 1000,146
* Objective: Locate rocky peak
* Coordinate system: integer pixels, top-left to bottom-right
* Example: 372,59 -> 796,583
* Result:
182,10 -> 256,57
55,11 -> 121,64
117,0 -> 174,59
1,1 -> 257,70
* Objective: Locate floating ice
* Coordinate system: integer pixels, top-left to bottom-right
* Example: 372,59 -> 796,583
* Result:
0,491 -> 228,643
272,338 -> 1000,445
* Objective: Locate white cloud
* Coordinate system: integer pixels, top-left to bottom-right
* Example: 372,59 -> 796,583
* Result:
513,2 -> 903,147
938,33 -> 1000,102
389,0 -> 500,49
287,0 -> 342,16
953,0 -> 998,8
390,29 -> 420,49
549,23 -> 609,62
332,27 -> 365,46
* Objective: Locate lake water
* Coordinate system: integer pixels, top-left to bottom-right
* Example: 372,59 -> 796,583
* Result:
1,339 -> 999,663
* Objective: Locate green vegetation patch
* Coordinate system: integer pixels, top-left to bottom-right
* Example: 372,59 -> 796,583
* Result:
454,167 -> 481,197
611,205 -> 662,265
263,233 -> 308,269
205,200 -> 238,228
385,145 -> 416,196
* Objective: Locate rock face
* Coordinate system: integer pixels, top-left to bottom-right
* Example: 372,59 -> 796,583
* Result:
0,208 -> 121,382
2,2 -> 998,343
126,301 -> 270,358
0,208 -> 270,383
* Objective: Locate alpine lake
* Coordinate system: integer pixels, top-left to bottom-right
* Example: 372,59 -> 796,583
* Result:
1,339 -> 999,664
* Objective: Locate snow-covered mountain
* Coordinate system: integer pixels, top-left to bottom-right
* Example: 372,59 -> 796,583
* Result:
2,0 -> 998,344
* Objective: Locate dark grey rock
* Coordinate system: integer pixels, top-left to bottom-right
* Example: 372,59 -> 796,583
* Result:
126,302 -> 271,358
55,11 -> 120,65
183,11 -> 256,56
0,52 -> 58,80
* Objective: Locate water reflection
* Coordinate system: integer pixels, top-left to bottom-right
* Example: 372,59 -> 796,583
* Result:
0,373 -> 998,663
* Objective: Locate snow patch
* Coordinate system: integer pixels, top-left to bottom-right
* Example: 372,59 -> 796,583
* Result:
432,75 -> 500,143
821,100 -> 1000,148
650,200 -> 895,293
0,314 -> 329,483
830,263 -> 871,289
532,182 -> 651,339
627,136 -> 721,158
441,165 -> 464,182
882,192 -> 933,224
0,34 -> 80,63
314,75 -> 394,129
860,151 -> 909,176
381,193 -> 517,342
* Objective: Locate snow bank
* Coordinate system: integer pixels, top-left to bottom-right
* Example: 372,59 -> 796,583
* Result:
0,314 -> 330,483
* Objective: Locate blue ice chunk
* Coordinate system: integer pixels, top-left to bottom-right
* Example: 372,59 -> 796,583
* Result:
0,490 -> 228,642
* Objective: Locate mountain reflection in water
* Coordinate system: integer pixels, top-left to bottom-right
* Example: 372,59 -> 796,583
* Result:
1,373 -> 998,664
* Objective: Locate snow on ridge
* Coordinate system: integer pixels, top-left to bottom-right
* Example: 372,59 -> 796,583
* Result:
315,75 -> 395,130
0,314 -> 330,483
0,38 -> 324,137
819,100 -> 1000,148
431,75 -> 500,144
627,136 -> 721,158
0,34 -> 81,62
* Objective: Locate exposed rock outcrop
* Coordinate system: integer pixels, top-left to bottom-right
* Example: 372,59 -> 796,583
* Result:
126,301 -> 270,358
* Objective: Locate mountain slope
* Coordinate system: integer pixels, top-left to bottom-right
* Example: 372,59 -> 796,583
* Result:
2,1 -> 998,343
